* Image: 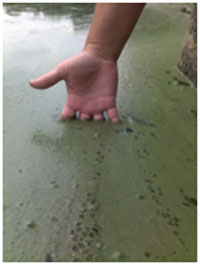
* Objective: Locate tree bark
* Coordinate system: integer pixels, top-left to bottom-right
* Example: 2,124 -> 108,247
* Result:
177,4 -> 197,87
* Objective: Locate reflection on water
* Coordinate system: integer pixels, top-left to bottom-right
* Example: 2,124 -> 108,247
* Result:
4,3 -> 95,28
3,4 -> 95,46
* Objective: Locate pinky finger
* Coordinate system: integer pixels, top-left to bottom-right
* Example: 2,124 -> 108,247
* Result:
107,107 -> 120,123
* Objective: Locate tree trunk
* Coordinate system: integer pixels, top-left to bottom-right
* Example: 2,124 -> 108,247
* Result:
177,4 -> 197,87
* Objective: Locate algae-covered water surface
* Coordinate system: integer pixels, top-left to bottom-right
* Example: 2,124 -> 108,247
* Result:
3,3 -> 197,262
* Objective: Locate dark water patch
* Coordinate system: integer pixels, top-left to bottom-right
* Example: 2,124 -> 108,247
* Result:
51,217 -> 58,222
144,252 -> 151,258
179,188 -> 184,193
182,202 -> 190,207
72,245 -> 79,252
138,195 -> 145,200
184,195 -> 197,206
190,109 -> 197,117
179,189 -> 197,207
92,226 -> 98,233
45,253 -> 53,262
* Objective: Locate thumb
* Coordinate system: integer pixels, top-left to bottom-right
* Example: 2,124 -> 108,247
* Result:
29,66 -> 62,89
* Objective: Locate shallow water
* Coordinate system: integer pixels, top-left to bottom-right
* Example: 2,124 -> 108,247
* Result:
3,3 -> 197,262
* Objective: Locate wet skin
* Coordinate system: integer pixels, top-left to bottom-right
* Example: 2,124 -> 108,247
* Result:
30,51 -> 120,122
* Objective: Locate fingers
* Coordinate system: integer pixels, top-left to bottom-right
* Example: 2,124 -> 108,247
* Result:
61,106 -> 120,123
29,66 -> 61,89
80,113 -> 91,120
93,113 -> 103,121
61,105 -> 75,119
107,107 -> 120,123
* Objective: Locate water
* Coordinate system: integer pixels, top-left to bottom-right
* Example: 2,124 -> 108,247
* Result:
3,3 -> 197,261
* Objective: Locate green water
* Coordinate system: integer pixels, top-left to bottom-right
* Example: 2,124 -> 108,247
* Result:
3,3 -> 197,262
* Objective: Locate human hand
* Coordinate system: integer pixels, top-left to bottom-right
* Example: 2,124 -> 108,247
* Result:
30,51 -> 120,122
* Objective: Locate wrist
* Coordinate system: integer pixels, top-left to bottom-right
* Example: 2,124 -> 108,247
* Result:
83,43 -> 118,62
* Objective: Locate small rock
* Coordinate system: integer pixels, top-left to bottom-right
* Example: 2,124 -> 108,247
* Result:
26,221 -> 36,229
95,242 -> 102,249
127,116 -> 133,124
112,251 -> 121,261
72,183 -> 79,189
190,109 -> 197,117
94,133 -> 100,139
180,6 -> 191,14
87,202 -> 96,210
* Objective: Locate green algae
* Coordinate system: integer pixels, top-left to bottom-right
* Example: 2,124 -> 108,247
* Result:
3,3 -> 196,262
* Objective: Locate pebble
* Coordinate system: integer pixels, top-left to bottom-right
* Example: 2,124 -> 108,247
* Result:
87,202 -> 96,210
72,183 -> 79,189
112,251 -> 121,261
95,242 -> 102,249
94,133 -> 100,139
26,221 -> 36,229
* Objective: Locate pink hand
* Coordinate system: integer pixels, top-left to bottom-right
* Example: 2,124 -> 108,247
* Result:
30,51 -> 120,122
